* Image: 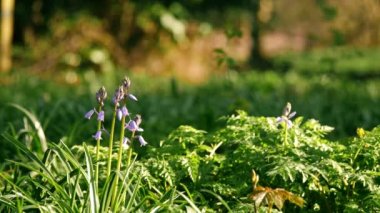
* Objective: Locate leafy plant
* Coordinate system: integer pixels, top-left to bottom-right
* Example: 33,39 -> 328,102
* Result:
141,103 -> 380,212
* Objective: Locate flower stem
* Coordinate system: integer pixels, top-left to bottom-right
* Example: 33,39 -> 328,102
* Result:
127,133 -> 135,167
95,105 -> 102,188
106,105 -> 117,176
112,104 -> 127,209
116,113 -> 126,174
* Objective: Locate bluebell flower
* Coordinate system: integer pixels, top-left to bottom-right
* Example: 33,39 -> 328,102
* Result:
93,130 -> 102,140
98,110 -> 105,122
276,102 -> 296,129
126,120 -> 143,132
121,106 -> 129,116
117,108 -> 123,121
137,135 -> 148,146
85,109 -> 95,119
128,94 -> 138,101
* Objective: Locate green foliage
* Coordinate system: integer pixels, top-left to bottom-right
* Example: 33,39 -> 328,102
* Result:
274,47 -> 380,78
140,110 -> 380,212
0,133 -> 202,212
1,80 -> 380,212
2,58 -> 380,153
7,104 -> 48,154
214,48 -> 238,71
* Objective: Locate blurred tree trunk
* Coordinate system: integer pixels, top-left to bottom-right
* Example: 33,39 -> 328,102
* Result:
1,0 -> 14,72
249,0 -> 270,69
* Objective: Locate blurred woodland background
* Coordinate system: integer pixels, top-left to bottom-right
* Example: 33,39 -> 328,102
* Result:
1,0 -> 379,81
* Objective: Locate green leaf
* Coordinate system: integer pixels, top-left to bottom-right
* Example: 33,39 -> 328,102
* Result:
8,103 -> 47,152
83,143 -> 99,213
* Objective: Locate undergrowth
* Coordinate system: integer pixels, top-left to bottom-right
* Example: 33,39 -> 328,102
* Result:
0,76 -> 379,212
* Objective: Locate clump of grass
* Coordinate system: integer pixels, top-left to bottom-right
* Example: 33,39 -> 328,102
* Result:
0,77 -> 199,212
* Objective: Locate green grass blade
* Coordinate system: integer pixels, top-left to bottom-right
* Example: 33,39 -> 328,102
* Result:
0,196 -> 16,210
70,172 -> 82,211
51,142 -> 88,178
31,181 -> 74,213
2,142 -> 70,200
2,135 -> 71,201
100,172 -> 117,213
83,143 -> 99,213
123,172 -> 142,212
2,133 -> 53,178
8,103 -> 47,152
0,173 -> 39,207
201,189 -> 232,212
177,191 -> 202,213
1,135 -> 83,211
5,160 -> 70,202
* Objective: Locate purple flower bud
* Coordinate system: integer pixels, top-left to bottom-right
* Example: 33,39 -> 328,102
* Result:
93,130 -> 102,140
85,109 -> 95,119
128,94 -> 138,101
134,114 -> 142,126
98,110 -> 105,122
113,86 -> 124,106
283,102 -> 292,117
121,106 -> 129,116
117,108 -> 123,121
137,135 -> 148,146
122,77 -> 131,94
96,86 -> 107,106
